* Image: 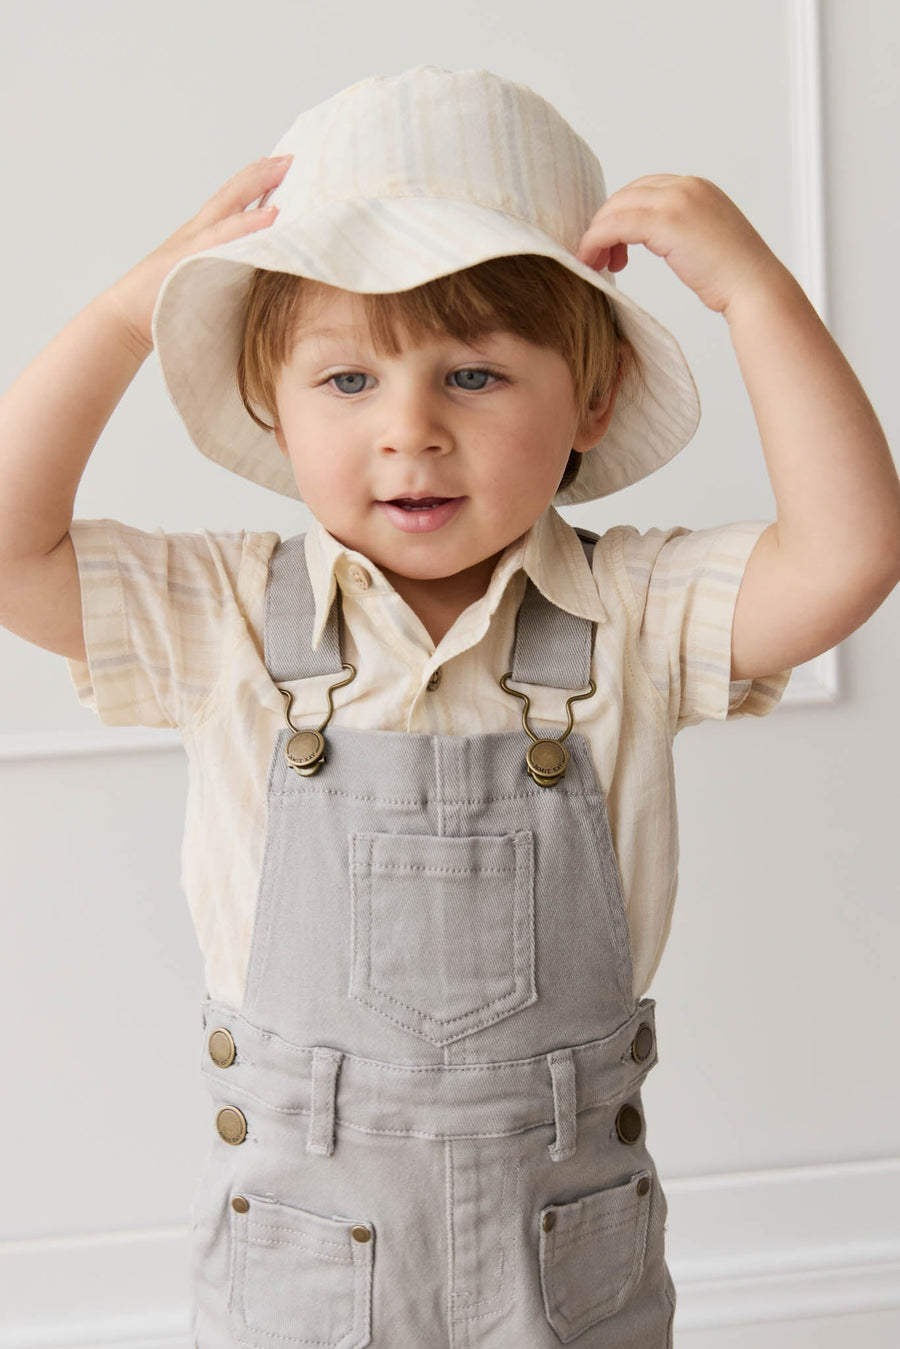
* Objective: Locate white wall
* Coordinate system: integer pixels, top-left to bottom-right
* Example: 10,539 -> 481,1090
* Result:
0,1 -> 897,1344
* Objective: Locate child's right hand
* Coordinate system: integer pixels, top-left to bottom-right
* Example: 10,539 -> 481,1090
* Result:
105,154 -> 293,356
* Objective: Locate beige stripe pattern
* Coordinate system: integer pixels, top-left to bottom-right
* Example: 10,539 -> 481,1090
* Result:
64,506 -> 791,1007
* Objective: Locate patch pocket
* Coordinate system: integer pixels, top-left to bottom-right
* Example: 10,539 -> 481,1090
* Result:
349,830 -> 536,1045
228,1193 -> 374,1348
538,1170 -> 651,1343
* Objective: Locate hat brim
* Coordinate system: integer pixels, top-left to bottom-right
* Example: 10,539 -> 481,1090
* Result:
152,195 -> 700,506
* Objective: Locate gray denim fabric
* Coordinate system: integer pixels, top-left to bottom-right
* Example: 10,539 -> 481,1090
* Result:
189,527 -> 677,1347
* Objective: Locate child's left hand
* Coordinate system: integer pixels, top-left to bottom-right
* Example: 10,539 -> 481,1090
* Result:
574,175 -> 787,317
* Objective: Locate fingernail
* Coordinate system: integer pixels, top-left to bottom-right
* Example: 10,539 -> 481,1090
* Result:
272,154 -> 293,165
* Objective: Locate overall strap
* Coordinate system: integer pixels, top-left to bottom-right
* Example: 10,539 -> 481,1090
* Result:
263,533 -> 343,681
263,526 -> 601,692
509,526 -> 600,690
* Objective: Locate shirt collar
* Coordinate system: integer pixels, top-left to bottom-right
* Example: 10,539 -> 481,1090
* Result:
304,504 -> 608,652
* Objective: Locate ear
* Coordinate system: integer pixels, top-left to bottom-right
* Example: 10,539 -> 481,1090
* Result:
571,361 -> 624,452
274,424 -> 288,456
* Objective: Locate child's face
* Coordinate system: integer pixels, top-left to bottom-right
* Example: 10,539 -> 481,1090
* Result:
273,288 -> 615,620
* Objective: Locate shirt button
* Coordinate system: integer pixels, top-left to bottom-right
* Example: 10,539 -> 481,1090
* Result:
346,563 -> 371,590
426,666 -> 443,692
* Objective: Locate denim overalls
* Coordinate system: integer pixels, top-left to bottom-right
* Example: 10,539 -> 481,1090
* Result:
189,526 -> 676,1347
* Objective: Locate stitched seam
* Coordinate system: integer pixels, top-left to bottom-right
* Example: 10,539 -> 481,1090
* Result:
248,1220 -> 347,1251
271,785 -> 607,805
350,985 -> 529,1028
202,1001 -> 650,1068
363,863 -> 515,875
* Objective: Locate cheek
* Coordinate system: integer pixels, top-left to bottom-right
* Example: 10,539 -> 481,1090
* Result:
292,449 -> 360,509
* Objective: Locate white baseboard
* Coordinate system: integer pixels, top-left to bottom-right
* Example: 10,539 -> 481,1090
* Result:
0,1226 -> 191,1349
665,1155 -> 900,1335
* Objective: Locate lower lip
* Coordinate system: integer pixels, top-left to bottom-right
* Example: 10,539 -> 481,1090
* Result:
375,498 -> 465,533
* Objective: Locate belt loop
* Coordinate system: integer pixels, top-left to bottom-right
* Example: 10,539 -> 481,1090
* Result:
546,1048 -> 577,1162
306,1047 -> 343,1156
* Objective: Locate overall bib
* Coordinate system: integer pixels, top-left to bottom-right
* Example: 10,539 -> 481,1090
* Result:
189,526 -> 677,1348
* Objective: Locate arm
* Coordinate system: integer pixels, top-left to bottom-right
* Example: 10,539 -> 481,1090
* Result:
0,288 -> 152,563
0,289 -> 151,661
0,153 -> 291,659
575,176 -> 900,681
723,266 -> 900,679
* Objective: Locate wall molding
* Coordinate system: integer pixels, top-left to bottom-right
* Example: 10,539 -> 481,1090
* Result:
779,0 -> 839,709
666,1154 -> 900,1331
0,725 -> 185,761
782,645 -> 839,706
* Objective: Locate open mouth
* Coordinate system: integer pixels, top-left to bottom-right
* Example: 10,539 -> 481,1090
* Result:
388,498 -> 454,511
375,497 -> 465,532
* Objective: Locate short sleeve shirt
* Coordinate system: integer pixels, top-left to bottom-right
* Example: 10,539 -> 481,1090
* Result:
64,505 -> 792,1005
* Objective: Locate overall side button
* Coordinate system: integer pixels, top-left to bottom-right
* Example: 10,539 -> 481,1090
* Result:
216,1106 -> 248,1145
615,1103 -> 643,1145
208,1027 -> 236,1067
631,1023 -> 654,1063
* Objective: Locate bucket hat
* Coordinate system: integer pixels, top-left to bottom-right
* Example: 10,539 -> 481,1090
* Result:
151,64 -> 701,507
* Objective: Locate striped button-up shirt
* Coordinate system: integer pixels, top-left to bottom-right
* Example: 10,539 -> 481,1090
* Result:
65,505 -> 792,1006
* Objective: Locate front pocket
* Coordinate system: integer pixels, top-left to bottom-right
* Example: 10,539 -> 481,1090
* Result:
228,1193 -> 374,1348
538,1170 -> 651,1343
349,830 -> 536,1045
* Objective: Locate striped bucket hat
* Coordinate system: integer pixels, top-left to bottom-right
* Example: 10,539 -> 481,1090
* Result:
152,64 -> 701,506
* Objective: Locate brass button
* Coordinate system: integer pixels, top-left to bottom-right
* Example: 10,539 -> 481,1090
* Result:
216,1106 -> 248,1145
351,1224 -> 372,1242
232,1195 -> 250,1213
347,563 -> 371,590
285,728 -> 326,774
631,1023 -> 653,1063
426,665 -> 443,692
525,737 -> 569,787
615,1103 -> 642,1145
636,1177 -> 651,1197
208,1027 -> 236,1068
542,1211 -> 556,1232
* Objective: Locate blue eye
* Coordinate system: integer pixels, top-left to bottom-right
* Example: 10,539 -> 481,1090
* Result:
329,371 -> 368,394
323,368 -> 504,395
452,368 -> 498,390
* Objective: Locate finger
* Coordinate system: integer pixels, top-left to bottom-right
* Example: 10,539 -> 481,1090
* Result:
608,241 -> 629,272
576,200 -> 664,262
196,156 -> 292,227
574,192 -> 655,262
615,174 -> 682,190
204,202 -> 281,246
576,241 -> 627,272
575,243 -> 610,269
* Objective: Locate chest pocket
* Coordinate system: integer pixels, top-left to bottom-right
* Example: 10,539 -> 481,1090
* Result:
348,830 -> 536,1046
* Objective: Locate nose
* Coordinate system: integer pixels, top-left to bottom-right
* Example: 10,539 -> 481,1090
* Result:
377,378 -> 452,458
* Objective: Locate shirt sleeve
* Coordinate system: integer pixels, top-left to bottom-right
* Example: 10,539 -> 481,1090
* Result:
64,518 -> 276,729
613,518 -> 794,736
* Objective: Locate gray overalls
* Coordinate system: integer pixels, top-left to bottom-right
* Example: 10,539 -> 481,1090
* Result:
189,526 -> 676,1347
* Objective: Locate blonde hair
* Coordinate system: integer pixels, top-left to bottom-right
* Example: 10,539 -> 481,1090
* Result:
237,254 -> 647,496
